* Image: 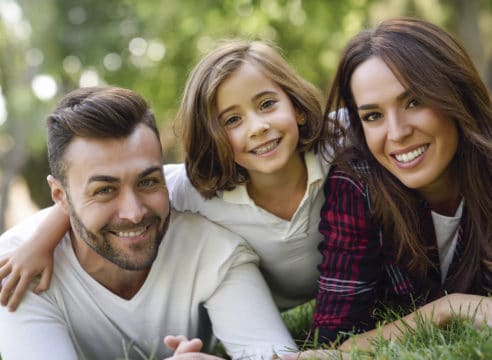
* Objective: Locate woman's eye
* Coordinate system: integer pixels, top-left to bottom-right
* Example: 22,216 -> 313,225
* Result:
407,98 -> 420,109
224,115 -> 241,127
260,99 -> 277,111
361,112 -> 382,122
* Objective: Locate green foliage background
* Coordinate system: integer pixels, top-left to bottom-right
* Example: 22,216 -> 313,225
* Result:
0,0 -> 491,220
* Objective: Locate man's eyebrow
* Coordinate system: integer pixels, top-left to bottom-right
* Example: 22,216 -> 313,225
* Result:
139,166 -> 163,178
357,90 -> 411,111
87,175 -> 119,184
86,166 -> 162,184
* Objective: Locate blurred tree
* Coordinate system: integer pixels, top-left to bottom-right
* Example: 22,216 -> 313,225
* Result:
0,0 -> 491,229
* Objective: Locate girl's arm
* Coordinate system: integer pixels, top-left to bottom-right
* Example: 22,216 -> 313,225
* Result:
338,293 -> 492,351
0,204 -> 69,311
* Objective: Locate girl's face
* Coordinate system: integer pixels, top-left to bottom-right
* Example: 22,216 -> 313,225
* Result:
216,62 -> 302,181
350,56 -> 459,198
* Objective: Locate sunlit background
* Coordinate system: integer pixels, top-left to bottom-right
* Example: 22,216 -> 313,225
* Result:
0,0 -> 491,230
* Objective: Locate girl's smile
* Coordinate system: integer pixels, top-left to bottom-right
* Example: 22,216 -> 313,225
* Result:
216,62 -> 303,182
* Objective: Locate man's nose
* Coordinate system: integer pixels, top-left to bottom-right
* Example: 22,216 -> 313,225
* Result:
118,191 -> 146,224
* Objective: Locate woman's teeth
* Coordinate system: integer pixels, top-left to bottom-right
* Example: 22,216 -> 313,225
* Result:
394,145 -> 428,163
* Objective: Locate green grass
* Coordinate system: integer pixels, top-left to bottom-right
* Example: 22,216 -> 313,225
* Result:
3,301 -> 490,360
281,300 -> 492,359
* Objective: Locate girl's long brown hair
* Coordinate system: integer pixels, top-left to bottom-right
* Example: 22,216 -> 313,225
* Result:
324,17 -> 492,293
176,40 -> 325,198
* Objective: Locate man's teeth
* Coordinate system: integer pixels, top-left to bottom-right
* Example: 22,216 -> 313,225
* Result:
394,145 -> 428,163
252,139 -> 279,155
115,227 -> 146,237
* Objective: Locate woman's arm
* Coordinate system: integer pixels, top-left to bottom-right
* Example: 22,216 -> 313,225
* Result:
313,168 -> 381,343
0,204 -> 69,311
338,293 -> 492,351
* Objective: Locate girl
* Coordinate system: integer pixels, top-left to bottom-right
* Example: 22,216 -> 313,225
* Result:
313,17 -> 492,350
0,40 -> 332,312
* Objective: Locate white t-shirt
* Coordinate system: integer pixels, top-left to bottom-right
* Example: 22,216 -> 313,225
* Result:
432,199 -> 464,284
165,151 -> 330,309
0,209 -> 296,360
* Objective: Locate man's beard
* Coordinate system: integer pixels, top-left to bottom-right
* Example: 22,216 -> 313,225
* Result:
66,194 -> 169,271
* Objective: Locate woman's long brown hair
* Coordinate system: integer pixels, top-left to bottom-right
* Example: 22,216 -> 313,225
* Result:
324,17 -> 492,293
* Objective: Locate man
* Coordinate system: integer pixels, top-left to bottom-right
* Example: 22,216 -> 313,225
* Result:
0,86 -> 295,359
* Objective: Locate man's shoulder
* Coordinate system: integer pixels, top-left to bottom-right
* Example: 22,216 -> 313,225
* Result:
169,209 -> 245,244
0,208 -> 55,256
165,210 -> 258,262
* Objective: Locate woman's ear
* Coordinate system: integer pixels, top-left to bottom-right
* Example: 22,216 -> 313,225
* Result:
47,175 -> 70,215
296,111 -> 306,125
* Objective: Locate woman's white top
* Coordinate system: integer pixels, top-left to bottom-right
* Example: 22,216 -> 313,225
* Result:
432,199 -> 464,284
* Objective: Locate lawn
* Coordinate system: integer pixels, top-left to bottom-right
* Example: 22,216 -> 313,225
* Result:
281,300 -> 492,359
1,301 -> 490,360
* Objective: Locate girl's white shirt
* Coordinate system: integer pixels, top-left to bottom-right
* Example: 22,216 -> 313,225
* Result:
165,150 -> 330,309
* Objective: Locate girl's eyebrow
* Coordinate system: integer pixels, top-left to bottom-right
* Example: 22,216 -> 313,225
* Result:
357,90 -> 411,111
218,90 -> 279,119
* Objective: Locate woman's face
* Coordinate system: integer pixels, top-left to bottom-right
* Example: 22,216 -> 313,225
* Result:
350,56 -> 459,198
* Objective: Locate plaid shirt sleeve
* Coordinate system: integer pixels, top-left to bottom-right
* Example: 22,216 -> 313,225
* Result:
313,168 -> 383,343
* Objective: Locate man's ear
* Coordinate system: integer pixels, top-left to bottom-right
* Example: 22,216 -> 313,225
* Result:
47,175 -> 70,215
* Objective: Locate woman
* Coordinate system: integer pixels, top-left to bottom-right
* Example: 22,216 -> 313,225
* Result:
314,17 -> 492,350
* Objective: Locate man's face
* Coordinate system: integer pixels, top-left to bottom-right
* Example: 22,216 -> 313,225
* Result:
56,124 -> 170,270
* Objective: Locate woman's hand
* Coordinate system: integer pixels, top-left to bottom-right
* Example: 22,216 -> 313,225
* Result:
433,293 -> 492,327
338,293 -> 492,351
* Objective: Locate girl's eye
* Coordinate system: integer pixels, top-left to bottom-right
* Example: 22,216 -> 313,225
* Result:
361,112 -> 382,122
224,115 -> 241,127
259,99 -> 277,111
407,98 -> 420,109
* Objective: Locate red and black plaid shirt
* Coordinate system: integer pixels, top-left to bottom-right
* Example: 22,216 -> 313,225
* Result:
313,164 -> 467,343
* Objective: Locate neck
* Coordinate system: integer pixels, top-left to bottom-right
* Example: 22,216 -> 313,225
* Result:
70,231 -> 149,299
418,167 -> 461,216
247,153 -> 307,220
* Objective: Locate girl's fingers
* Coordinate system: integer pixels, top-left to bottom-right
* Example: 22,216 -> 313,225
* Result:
0,261 -> 12,283
34,266 -> 53,294
0,270 -> 19,306
7,275 -> 31,311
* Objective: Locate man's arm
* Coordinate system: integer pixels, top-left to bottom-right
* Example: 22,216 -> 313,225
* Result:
0,291 -> 77,359
205,258 -> 297,360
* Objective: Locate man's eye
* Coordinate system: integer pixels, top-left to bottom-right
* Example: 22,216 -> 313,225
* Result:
139,178 -> 158,187
361,112 -> 382,122
94,187 -> 115,196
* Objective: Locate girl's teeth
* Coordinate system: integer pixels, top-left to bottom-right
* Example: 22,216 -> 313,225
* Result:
395,145 -> 428,163
253,139 -> 279,155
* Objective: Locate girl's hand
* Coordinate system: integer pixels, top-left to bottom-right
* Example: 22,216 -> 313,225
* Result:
0,239 -> 54,311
